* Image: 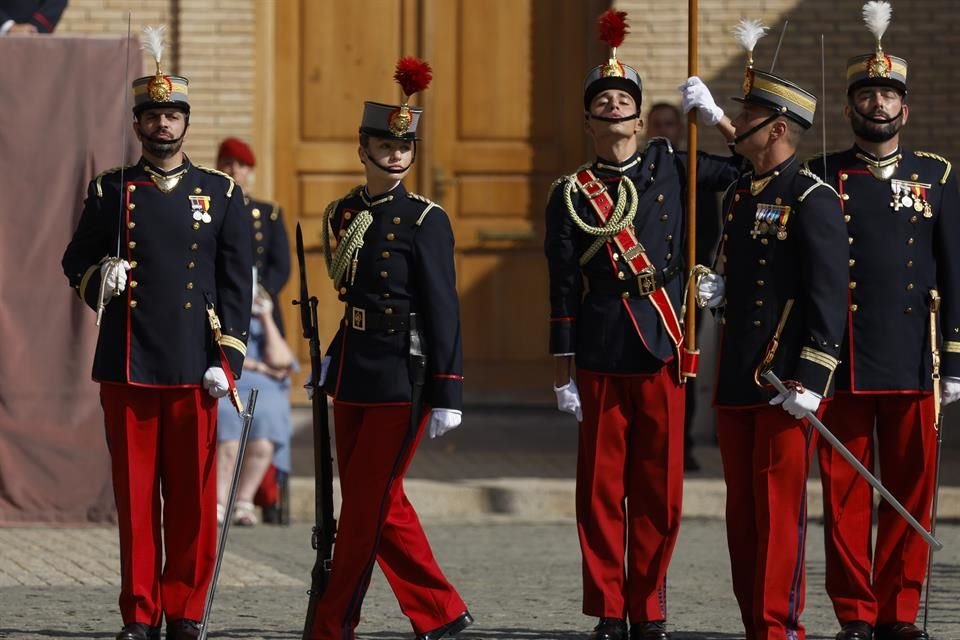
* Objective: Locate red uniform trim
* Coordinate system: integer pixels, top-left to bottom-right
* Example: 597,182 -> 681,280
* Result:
330,399 -> 412,407
32,12 -> 52,31
550,317 -> 576,322
97,379 -> 202,389
433,374 -> 463,380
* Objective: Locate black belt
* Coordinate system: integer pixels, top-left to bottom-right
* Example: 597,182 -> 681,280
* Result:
346,306 -> 419,333
587,264 -> 682,298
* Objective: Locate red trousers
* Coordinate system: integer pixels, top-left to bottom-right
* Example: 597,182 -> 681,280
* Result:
818,392 -> 937,626
717,406 -> 817,640
575,368 -> 684,623
100,384 -> 218,627
307,402 -> 466,640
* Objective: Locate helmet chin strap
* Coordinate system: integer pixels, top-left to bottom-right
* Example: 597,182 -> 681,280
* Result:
142,131 -> 187,147
362,143 -> 417,174
587,113 -> 641,123
853,106 -> 903,125
732,111 -> 783,145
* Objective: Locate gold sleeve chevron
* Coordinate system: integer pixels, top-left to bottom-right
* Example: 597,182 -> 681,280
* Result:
219,334 -> 247,357
800,347 -> 840,371
944,341 -> 960,354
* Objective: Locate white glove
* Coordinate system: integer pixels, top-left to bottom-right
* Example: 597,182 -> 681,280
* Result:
679,76 -> 724,127
252,292 -> 273,316
943,376 -> 960,406
99,259 -> 131,304
305,356 -> 332,400
554,378 -> 583,422
696,272 -> 725,309
428,409 -> 462,439
770,387 -> 822,419
202,366 -> 230,399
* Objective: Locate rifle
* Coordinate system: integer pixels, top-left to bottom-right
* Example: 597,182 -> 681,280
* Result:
294,223 -> 337,638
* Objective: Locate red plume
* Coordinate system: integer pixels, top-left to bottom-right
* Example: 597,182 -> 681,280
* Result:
394,57 -> 433,97
597,10 -> 628,49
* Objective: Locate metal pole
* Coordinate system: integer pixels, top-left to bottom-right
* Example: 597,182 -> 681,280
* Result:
682,0 -> 699,379
761,370 -> 942,551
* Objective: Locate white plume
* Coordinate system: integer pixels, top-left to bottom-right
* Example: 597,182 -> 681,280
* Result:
733,19 -> 769,53
141,25 -> 166,64
862,1 -> 892,41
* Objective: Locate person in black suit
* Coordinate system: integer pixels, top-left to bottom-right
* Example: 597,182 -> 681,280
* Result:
0,0 -> 67,34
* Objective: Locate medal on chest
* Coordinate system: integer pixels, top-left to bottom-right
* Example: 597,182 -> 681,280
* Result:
750,202 -> 792,240
189,195 -> 213,223
889,179 -> 932,217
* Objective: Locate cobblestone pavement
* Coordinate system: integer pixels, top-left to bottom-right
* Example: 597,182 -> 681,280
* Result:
2,520 -> 959,640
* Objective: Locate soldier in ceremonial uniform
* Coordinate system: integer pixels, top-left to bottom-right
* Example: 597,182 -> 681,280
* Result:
61,26 -> 251,640
304,57 -> 472,640
216,137 -> 290,333
806,4 -> 960,639
696,21 -> 848,640
215,136 -> 293,525
0,0 -> 66,34
544,10 -> 738,640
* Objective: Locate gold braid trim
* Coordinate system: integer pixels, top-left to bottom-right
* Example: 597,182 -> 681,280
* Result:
94,165 -> 132,198
800,346 -> 840,370
328,211 -> 373,285
943,341 -> 960,354
914,151 -> 952,185
78,262 -> 102,301
562,176 -> 639,265
321,198 -> 339,273
219,334 -> 247,356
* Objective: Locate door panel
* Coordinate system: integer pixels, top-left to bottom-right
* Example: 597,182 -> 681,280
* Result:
276,0 -> 605,402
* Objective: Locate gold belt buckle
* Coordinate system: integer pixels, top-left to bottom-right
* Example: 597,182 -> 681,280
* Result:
637,267 -> 657,296
577,178 -> 608,199
351,307 -> 367,331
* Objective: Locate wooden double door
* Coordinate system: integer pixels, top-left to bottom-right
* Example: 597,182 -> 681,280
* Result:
274,0 -> 606,403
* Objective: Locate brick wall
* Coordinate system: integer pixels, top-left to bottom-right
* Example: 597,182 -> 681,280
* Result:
58,0 -> 256,168
57,1 -> 957,174
617,0 -> 959,163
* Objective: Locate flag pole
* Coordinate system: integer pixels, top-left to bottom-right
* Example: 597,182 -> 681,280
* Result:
682,0 -> 700,380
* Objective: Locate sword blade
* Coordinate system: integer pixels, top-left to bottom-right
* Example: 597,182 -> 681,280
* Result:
199,388 -> 259,640
762,370 -> 942,551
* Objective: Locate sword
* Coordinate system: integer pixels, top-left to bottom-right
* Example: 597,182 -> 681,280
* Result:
199,388 -> 258,640
923,289 -> 945,631
762,369 -> 943,551
768,19 -> 789,73
97,12 -> 133,327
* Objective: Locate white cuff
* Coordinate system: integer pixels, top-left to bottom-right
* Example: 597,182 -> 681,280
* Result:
1,20 -> 14,35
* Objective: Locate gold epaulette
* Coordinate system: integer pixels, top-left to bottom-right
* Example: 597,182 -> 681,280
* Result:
195,164 -> 237,197
408,192 -> 440,226
914,151 -> 952,185
798,167 -> 839,200
644,136 -> 674,154
94,165 -> 134,198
